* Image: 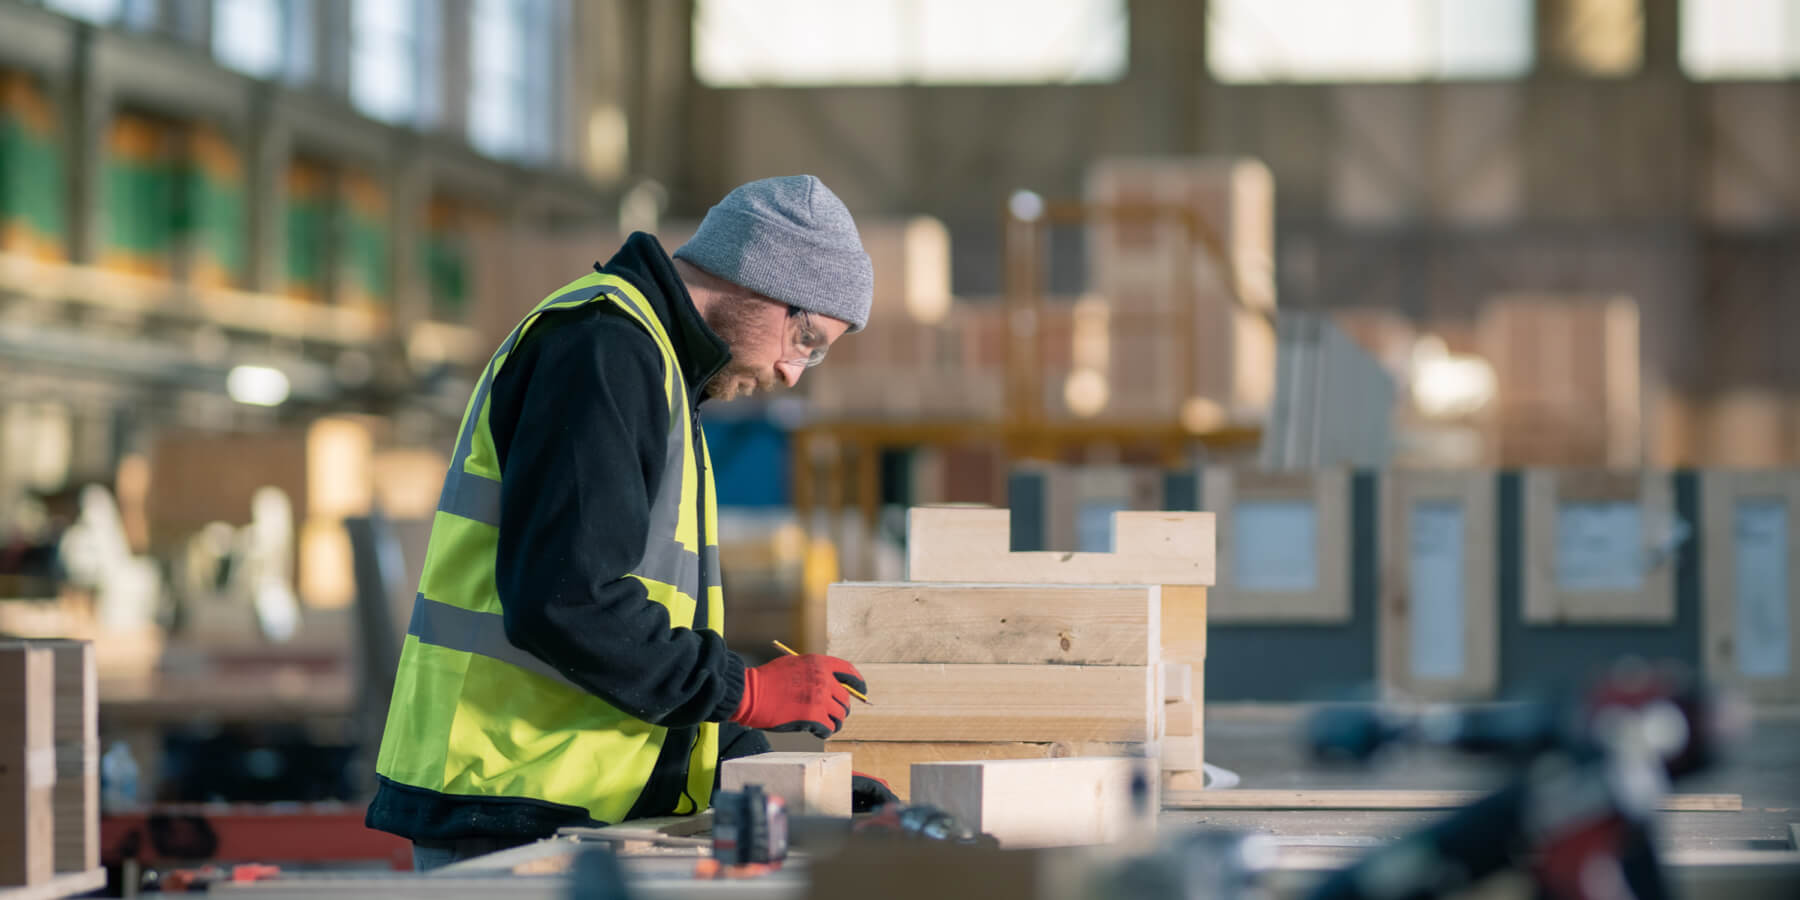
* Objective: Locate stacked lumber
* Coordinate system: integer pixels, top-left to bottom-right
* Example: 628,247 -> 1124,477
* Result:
824,507 -> 1213,797
1476,295 -> 1641,467
1085,157 -> 1277,424
1,640 -> 99,891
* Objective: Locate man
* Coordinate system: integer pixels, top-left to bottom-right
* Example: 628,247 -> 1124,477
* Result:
368,175 -> 877,869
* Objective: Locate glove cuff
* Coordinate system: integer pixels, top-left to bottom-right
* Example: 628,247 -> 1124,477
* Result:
729,665 -> 760,725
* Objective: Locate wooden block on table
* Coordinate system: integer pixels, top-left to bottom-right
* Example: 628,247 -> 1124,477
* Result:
906,508 -> 1213,585
910,757 -> 1153,848
1162,662 -> 1191,703
719,752 -> 852,817
1159,735 -> 1201,772
833,664 -> 1157,743
0,644 -> 55,887
827,583 -> 1161,665
823,741 -> 1150,801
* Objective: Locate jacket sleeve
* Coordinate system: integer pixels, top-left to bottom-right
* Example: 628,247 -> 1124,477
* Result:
486,306 -> 745,727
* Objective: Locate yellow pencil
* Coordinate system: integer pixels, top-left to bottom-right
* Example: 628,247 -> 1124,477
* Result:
772,640 -> 871,704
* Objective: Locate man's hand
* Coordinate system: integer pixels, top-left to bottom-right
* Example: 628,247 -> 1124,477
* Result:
731,653 -> 866,739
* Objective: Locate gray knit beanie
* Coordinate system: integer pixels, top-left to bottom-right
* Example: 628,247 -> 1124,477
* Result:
673,175 -> 873,332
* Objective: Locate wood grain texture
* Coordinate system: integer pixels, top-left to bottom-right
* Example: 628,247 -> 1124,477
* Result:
910,757 -> 1154,847
1159,735 -> 1201,772
719,752 -> 851,817
1162,662 -> 1192,704
827,583 -> 1160,665
834,663 -> 1158,743
822,740 -> 1150,800
1163,701 -> 1196,737
1162,586 -> 1208,663
1162,789 -> 1740,812
906,507 -> 1214,585
42,641 -> 96,873
0,644 -> 55,887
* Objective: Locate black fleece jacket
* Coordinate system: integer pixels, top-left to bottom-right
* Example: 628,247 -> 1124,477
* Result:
489,233 -> 746,726
367,233 -> 747,841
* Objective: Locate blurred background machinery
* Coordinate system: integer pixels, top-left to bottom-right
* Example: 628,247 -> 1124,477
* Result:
0,0 -> 1796,862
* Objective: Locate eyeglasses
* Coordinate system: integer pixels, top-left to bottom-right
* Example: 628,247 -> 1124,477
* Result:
782,306 -> 830,369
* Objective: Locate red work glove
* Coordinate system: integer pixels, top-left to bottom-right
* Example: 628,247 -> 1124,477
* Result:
731,653 -> 866,739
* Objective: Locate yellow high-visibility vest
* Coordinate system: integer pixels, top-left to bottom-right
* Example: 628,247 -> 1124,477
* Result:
375,271 -> 723,824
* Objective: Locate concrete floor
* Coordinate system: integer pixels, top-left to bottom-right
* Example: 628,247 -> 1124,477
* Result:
1177,705 -> 1800,854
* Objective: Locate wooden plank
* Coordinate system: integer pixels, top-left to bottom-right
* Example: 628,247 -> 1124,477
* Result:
0,866 -> 106,900
0,644 -> 54,887
1162,789 -> 1741,812
1159,735 -> 1201,772
910,757 -> 1154,848
823,741 -> 1149,800
1163,701 -> 1195,737
826,583 -> 1160,666
42,642 -> 96,873
906,507 -> 1214,585
719,752 -> 852,817
1161,662 -> 1192,704
834,664 -> 1157,743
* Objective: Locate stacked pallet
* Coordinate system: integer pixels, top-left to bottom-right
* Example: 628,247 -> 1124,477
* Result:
1,640 -> 100,893
824,507 -> 1213,797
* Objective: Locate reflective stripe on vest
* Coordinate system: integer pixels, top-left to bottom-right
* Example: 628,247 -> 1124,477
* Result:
433,409 -> 720,600
375,270 -> 723,825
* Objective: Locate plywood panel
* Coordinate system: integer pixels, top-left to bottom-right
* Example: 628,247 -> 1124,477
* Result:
906,507 -> 1214,585
834,664 -> 1157,743
826,583 -> 1159,666
1380,471 -> 1499,700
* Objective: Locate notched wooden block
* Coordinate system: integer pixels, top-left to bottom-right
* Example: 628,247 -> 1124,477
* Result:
906,507 -> 1214,585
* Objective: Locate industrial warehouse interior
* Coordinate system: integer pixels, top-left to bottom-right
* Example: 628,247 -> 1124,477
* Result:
2,0 -> 1799,897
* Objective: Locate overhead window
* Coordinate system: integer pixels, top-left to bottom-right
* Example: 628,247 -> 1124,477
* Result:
693,0 -> 1128,87
1208,0 -> 1533,82
42,0 -> 156,29
1681,0 -> 1800,79
468,0 -> 561,162
43,0 -> 122,23
213,0 -> 286,79
350,0 -> 439,127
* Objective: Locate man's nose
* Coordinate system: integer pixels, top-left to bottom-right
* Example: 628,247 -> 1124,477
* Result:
775,361 -> 803,388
